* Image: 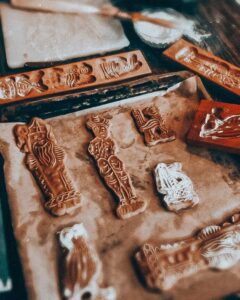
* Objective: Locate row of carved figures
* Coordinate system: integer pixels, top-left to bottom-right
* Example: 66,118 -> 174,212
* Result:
13,110 -> 240,299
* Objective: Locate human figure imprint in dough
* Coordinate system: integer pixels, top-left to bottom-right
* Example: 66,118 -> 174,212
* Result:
154,162 -> 199,212
86,115 -> 147,219
0,72 -> 47,100
99,53 -> 142,80
175,46 -> 240,90
135,213 -> 240,291
14,118 -> 81,216
200,107 -> 240,139
132,106 -> 176,146
60,224 -> 116,300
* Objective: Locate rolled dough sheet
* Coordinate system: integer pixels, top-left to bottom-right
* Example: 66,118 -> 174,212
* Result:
0,77 -> 240,300
0,2 -> 130,68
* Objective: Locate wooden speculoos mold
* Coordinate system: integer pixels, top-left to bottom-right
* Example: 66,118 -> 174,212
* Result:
163,39 -> 240,96
86,115 -> 147,219
0,50 -> 151,105
187,100 -> 240,154
135,213 -> 240,291
14,118 -> 81,216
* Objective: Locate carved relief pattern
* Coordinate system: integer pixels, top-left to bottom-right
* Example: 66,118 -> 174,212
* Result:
99,54 -> 142,79
135,213 -> 240,291
14,118 -> 81,216
154,162 -> 199,212
0,51 -> 151,103
60,224 -> 116,300
0,72 -> 47,99
86,115 -> 147,219
175,46 -> 240,90
200,107 -> 240,139
132,106 -> 176,146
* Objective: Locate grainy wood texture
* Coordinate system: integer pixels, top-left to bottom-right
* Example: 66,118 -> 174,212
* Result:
187,100 -> 240,154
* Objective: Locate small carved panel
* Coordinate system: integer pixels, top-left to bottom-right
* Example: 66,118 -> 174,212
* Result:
163,39 -> 240,96
132,106 -> 176,146
187,100 -> 240,154
154,162 -> 199,212
14,118 -> 81,216
135,213 -> 240,291
0,50 -> 151,105
86,115 -> 147,219
59,224 -> 116,300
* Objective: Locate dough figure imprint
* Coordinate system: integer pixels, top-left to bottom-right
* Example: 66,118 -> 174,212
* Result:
86,115 -> 147,219
154,162 -> 199,212
14,117 -> 81,216
132,106 -> 175,146
135,213 -> 240,291
60,224 -> 116,300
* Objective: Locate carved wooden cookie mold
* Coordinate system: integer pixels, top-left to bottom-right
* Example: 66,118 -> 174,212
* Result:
0,51 -> 151,105
135,213 -> 240,291
14,118 -> 81,216
86,115 -> 147,219
59,224 -> 116,300
132,106 -> 176,146
187,100 -> 240,155
163,39 -> 240,96
154,162 -> 199,212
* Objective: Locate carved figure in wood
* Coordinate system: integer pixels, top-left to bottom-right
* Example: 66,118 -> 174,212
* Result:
175,46 -> 240,89
200,107 -> 240,139
135,213 -> 240,291
132,106 -> 175,146
86,115 -> 147,219
51,63 -> 96,88
0,72 -> 47,100
60,224 -> 116,300
14,118 -> 81,216
154,162 -> 199,212
99,54 -> 142,79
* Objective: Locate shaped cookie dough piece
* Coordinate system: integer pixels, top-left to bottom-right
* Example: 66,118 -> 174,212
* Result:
59,223 -> 116,300
132,106 -> 175,146
14,117 -> 81,216
154,162 -> 199,212
86,115 -> 147,219
135,213 -> 240,291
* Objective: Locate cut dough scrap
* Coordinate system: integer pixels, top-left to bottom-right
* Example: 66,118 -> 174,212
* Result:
0,4 -> 130,68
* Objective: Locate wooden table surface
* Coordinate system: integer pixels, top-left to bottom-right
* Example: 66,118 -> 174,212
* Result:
0,0 -> 239,299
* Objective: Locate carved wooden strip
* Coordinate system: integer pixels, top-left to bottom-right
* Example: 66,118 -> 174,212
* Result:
135,213 -> 240,291
14,117 -> 81,216
187,100 -> 240,155
86,115 -> 147,219
155,162 -> 199,212
131,105 -> 176,146
163,39 -> 240,96
59,224 -> 116,300
0,50 -> 151,105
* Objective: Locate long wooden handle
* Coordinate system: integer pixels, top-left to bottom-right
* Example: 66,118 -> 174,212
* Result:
130,12 -> 176,29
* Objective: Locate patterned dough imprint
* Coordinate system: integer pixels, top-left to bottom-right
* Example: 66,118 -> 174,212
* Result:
132,106 -> 175,146
86,115 -> 147,219
135,213 -> 240,291
154,162 -> 199,212
60,224 -> 116,300
14,117 -> 81,216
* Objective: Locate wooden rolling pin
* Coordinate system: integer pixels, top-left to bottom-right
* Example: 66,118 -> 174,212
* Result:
11,0 -> 176,29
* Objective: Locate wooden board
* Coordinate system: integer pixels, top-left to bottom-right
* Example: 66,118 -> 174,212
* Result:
163,39 -> 240,97
187,99 -> 240,154
0,50 -> 151,105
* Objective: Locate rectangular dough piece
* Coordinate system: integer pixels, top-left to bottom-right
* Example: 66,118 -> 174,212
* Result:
0,2 -> 130,68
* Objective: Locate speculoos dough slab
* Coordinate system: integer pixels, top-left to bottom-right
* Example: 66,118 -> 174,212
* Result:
0,77 -> 240,300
